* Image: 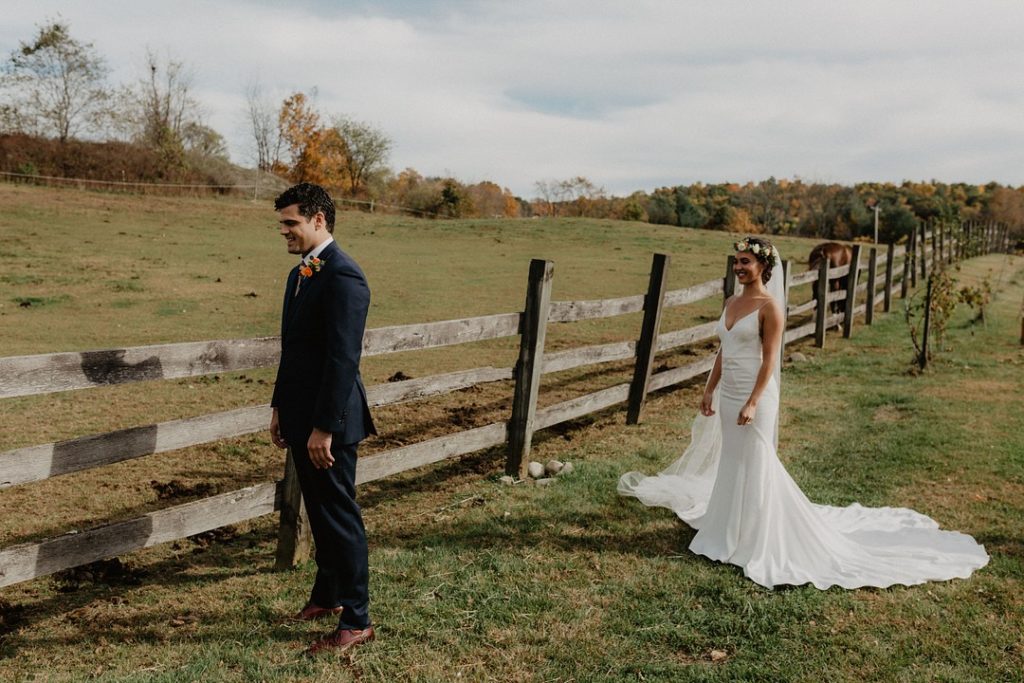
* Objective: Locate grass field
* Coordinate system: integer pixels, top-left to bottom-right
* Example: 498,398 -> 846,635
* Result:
1,183 -> 1022,682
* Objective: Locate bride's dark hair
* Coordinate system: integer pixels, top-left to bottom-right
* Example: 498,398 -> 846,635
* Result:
734,236 -> 777,284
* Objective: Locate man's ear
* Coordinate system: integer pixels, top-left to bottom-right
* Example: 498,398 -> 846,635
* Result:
314,211 -> 327,231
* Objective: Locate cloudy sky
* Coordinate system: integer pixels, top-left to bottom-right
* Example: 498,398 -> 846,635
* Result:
4,1 -> 1024,196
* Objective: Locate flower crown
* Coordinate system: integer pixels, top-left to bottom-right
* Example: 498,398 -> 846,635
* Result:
734,239 -> 779,268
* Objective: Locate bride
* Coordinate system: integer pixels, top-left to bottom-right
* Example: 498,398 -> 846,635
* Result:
619,237 -> 988,590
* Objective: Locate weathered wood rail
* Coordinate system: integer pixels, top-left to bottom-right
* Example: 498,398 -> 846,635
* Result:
0,220 -> 1002,588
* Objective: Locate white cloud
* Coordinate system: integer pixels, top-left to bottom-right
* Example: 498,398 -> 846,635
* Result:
3,1 -> 1024,195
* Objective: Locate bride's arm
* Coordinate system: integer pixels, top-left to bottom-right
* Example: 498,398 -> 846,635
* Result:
700,349 -> 723,416
738,300 -> 784,424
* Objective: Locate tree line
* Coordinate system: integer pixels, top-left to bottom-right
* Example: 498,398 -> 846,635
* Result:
552,178 -> 1024,242
2,19 -> 1022,238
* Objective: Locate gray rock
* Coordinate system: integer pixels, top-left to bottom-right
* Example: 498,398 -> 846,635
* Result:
786,352 -> 809,363
527,461 -> 545,479
545,459 -> 564,476
534,477 -> 556,486
499,475 -> 516,486
557,462 -> 575,476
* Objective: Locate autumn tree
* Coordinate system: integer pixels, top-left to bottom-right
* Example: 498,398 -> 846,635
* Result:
332,116 -> 391,197
983,187 -> 1024,232
276,91 -> 327,183
1,20 -> 111,142
531,176 -> 606,217
466,181 -> 511,217
139,51 -> 199,149
105,50 -> 207,173
180,122 -> 228,159
244,82 -> 281,171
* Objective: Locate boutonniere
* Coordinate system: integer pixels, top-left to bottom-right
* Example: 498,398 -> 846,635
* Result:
299,257 -> 325,279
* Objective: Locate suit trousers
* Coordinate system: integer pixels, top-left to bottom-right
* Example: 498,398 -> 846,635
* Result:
288,435 -> 370,630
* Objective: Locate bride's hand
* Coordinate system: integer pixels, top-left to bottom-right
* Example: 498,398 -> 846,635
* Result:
737,402 -> 756,426
700,392 -> 715,416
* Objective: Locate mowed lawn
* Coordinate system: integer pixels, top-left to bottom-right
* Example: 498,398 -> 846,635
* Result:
0,183 -> 1022,681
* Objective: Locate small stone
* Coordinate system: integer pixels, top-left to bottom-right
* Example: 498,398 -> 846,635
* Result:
557,462 -> 575,476
527,461 -> 545,479
545,459 -> 564,476
786,352 -> 808,363
710,649 -> 728,662
499,475 -> 515,486
534,477 -> 556,486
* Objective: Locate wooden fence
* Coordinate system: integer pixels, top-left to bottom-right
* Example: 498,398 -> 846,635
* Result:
0,221 -> 1007,588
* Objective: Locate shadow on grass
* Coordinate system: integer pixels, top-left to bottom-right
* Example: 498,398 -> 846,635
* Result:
0,527 -> 289,658
0,391 -> 707,660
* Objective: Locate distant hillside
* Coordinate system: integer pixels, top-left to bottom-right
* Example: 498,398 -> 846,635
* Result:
0,133 -> 288,194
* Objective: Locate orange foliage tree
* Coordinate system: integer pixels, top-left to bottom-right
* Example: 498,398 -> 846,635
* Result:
276,92 -> 349,187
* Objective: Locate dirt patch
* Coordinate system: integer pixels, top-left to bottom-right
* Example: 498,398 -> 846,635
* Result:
0,598 -> 28,637
150,479 -> 218,500
187,525 -> 239,549
53,558 -> 146,592
872,405 -> 904,423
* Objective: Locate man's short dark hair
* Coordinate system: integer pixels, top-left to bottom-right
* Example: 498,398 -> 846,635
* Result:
274,183 -> 336,233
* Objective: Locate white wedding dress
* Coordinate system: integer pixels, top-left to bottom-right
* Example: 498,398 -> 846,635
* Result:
619,267 -> 989,590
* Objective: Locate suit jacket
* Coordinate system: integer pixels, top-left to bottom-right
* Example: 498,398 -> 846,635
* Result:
271,240 -> 376,445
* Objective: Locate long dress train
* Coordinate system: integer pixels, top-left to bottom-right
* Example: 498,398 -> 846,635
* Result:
618,307 -> 988,590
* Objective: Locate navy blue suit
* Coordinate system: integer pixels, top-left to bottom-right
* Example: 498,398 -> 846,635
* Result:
271,240 -> 376,630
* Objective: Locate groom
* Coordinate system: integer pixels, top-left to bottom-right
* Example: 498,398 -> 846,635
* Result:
269,182 -> 377,655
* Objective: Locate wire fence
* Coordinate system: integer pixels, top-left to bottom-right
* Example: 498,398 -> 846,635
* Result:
0,170 -> 441,216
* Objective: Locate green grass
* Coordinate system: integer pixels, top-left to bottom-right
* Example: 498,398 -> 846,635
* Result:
0,184 -> 1022,681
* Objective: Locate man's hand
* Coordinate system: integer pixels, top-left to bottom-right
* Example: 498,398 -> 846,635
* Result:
307,428 -> 335,469
270,408 -> 287,449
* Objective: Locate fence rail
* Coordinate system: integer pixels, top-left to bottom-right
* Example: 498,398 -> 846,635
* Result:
0,219 -> 1006,588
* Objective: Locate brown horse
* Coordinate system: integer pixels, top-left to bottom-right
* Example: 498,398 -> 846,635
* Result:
808,242 -> 852,313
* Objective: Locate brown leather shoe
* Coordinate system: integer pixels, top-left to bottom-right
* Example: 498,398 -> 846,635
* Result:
290,602 -> 343,622
306,626 -> 376,656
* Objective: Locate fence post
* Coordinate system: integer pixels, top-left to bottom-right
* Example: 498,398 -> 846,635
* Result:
884,243 -> 896,311
274,448 -> 312,569
506,259 -> 554,477
723,255 -> 737,306
780,259 -> 793,357
920,275 -> 933,370
920,222 -> 929,280
865,247 -> 878,325
907,224 -> 917,290
930,221 -> 939,272
842,244 -> 862,338
814,258 -> 830,348
626,253 -> 671,425
938,221 -> 945,265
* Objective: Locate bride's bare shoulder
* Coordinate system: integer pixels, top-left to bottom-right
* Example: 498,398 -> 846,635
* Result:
759,296 -> 784,321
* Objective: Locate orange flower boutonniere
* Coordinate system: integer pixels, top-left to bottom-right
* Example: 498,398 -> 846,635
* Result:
299,256 -> 325,279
